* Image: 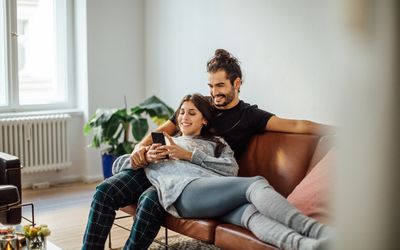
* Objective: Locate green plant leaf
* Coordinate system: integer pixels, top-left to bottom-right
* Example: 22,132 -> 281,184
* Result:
93,109 -> 118,126
131,118 -> 149,141
122,141 -> 134,154
91,135 -> 100,148
83,123 -> 92,134
102,115 -> 121,139
83,96 -> 173,156
132,95 -> 174,119
151,116 -> 169,126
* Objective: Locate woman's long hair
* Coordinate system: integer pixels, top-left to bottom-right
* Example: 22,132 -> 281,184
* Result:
174,93 -> 225,157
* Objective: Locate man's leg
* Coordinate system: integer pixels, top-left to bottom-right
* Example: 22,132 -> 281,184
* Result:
82,169 -> 151,250
124,186 -> 166,250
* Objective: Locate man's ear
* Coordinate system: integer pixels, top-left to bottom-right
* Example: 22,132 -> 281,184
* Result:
233,77 -> 241,91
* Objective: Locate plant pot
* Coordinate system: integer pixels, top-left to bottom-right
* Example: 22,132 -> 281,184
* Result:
101,154 -> 117,179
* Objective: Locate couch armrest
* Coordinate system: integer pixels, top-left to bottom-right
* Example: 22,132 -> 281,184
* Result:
0,185 -> 20,208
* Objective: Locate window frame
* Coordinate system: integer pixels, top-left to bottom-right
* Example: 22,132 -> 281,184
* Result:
0,0 -> 75,113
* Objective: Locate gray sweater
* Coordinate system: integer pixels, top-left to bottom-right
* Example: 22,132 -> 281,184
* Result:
112,136 -> 239,217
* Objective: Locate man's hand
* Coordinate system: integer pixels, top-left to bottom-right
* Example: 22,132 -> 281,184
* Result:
162,133 -> 192,161
130,145 -> 149,168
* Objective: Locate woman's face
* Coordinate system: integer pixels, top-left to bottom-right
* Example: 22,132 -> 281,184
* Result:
177,100 -> 207,136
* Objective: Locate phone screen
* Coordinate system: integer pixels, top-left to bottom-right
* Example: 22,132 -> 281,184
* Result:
151,132 -> 166,145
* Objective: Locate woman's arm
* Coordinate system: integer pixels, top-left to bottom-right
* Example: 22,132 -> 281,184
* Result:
191,141 -> 239,177
163,134 -> 238,177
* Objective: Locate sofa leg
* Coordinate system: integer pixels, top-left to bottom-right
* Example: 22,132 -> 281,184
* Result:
108,231 -> 112,249
4,202 -> 36,226
165,227 -> 168,249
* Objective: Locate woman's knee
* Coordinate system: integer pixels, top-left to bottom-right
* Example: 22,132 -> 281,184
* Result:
251,175 -> 266,181
250,175 -> 270,185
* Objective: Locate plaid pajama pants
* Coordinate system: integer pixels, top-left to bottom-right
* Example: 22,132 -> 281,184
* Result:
82,168 -> 166,250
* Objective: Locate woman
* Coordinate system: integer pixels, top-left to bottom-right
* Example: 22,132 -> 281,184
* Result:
113,93 -> 331,250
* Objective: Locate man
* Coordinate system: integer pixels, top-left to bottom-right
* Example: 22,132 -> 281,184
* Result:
82,49 -> 333,249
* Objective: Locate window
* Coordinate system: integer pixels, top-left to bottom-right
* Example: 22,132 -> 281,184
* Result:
0,0 -> 73,111
0,1 -> 7,106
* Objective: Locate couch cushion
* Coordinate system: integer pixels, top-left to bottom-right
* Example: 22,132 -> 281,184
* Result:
164,216 -> 219,243
119,205 -> 219,243
287,148 -> 335,223
0,185 -> 20,207
215,224 -> 278,250
307,136 -> 335,173
237,132 -> 320,197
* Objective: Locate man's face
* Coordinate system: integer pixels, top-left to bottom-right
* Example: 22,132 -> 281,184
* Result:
208,70 -> 239,110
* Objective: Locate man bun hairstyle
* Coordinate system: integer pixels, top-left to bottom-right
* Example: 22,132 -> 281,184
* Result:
207,49 -> 242,87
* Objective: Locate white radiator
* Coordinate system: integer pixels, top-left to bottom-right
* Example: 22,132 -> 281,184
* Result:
0,114 -> 72,174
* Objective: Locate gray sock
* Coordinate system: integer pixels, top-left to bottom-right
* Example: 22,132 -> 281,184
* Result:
241,204 -> 321,250
246,179 -> 332,239
314,237 -> 333,250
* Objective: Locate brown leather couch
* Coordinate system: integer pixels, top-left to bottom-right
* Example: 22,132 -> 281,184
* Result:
120,131 -> 333,250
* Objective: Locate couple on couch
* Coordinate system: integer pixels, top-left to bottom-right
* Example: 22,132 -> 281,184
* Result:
82,49 -> 334,250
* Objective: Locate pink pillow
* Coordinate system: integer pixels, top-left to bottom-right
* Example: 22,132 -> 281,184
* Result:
287,149 -> 335,224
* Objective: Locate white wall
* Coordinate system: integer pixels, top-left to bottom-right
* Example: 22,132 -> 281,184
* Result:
80,0 -> 145,181
145,0 -> 342,124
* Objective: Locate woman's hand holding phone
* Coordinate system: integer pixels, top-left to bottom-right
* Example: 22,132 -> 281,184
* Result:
163,133 -> 192,161
146,143 -> 169,163
147,132 -> 192,162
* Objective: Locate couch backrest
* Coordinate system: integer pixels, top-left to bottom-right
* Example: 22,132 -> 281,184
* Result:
237,132 -> 322,197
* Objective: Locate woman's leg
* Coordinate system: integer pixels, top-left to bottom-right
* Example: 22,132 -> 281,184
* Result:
208,203 -> 324,250
175,176 -> 331,239
174,176 -> 261,218
245,179 -> 332,239
175,177 -> 331,250
240,205 -> 329,250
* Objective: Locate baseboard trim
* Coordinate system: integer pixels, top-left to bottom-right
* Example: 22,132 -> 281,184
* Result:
82,175 -> 103,183
21,174 -> 103,189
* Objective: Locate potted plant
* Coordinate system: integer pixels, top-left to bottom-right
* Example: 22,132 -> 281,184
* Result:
83,95 -> 174,178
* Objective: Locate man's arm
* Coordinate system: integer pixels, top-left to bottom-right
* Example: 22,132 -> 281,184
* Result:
265,116 -> 335,135
131,120 -> 177,167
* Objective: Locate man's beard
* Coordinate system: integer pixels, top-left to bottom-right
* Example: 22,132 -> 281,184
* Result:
212,88 -> 235,107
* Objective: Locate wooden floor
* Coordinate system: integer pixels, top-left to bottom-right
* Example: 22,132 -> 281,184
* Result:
21,181 -> 171,250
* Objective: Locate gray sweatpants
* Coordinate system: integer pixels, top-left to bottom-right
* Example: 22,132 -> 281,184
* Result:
174,176 -> 332,250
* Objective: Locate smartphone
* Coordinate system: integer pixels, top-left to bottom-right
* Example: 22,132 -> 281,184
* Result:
151,132 -> 166,145
151,132 -> 168,159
